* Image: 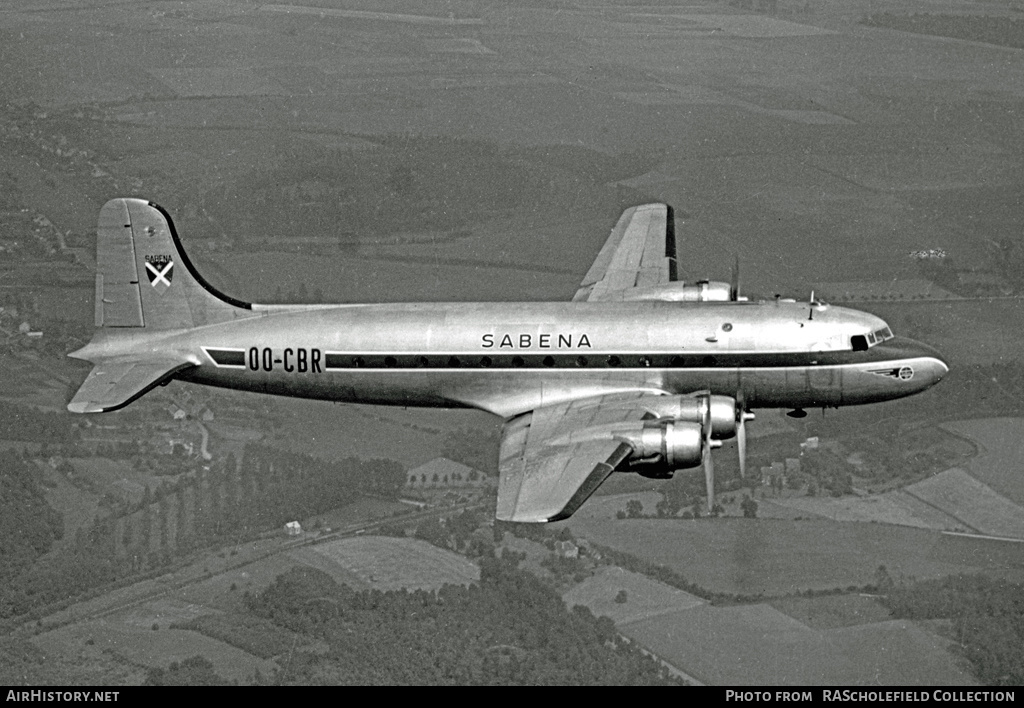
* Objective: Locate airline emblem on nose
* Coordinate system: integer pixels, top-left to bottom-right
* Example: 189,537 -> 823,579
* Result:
145,255 -> 174,292
869,366 -> 914,380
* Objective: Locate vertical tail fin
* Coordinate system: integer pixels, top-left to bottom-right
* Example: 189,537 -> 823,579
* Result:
95,198 -> 250,330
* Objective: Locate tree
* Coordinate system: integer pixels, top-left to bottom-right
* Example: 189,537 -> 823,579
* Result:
740,495 -> 758,519
625,499 -> 643,518
145,655 -> 233,686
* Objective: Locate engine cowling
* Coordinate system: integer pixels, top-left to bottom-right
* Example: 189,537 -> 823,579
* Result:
621,280 -> 734,302
636,394 -> 739,440
619,420 -> 704,470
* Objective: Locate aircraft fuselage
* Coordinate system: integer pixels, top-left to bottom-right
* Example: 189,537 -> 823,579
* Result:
81,298 -> 947,418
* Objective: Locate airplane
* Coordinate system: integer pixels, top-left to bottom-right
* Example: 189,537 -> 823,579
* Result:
68,198 -> 948,522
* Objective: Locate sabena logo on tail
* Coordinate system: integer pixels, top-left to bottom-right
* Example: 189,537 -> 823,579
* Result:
144,254 -> 174,292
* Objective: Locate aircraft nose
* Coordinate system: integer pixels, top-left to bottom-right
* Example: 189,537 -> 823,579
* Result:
897,337 -> 949,388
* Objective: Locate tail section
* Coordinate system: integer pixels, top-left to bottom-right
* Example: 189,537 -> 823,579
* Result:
69,198 -> 253,413
94,198 -> 250,330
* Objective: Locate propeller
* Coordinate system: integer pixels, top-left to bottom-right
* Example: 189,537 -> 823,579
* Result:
702,394 -> 716,513
730,256 -> 741,301
735,389 -> 754,480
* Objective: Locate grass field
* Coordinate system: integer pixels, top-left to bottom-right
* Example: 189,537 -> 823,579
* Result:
32,620 -> 277,684
564,508 -> 1024,595
768,594 -> 894,630
941,418 -> 1024,506
760,490 -> 966,531
621,604 -> 976,686
904,468 -> 1024,539
304,537 -> 480,591
563,566 -> 704,627
264,395 -> 479,467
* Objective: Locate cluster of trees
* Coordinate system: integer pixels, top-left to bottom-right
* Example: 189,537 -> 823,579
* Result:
213,446 -> 405,536
862,13 -> 1024,50
0,452 -> 63,585
145,656 -> 233,686
618,493 -> 754,520
798,449 -> 854,497
0,523 -> 119,621
588,541 -> 780,606
0,444 -> 406,621
172,612 -> 298,661
880,574 -> 1024,685
413,509 -> 486,554
540,552 -> 591,587
242,554 -> 683,685
0,400 -> 78,444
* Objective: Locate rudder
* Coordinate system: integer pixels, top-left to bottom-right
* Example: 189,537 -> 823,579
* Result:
94,198 -> 250,330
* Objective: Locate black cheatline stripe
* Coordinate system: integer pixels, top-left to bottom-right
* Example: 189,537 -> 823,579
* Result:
207,348 -> 247,367
321,344 -> 925,371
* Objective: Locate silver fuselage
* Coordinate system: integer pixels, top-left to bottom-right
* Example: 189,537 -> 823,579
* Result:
81,299 -> 948,418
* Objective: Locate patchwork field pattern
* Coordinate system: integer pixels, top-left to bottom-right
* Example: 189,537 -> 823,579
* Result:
904,468 -> 1024,539
304,537 -> 480,592
619,604 -> 976,686
563,566 -> 704,626
32,619 -> 277,684
942,419 -> 1024,507
564,514 -> 1024,596
761,490 -> 966,531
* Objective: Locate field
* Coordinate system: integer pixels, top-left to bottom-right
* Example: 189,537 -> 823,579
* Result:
303,537 -> 480,592
904,468 -> 1024,539
265,395 -> 491,467
32,620 -> 278,685
564,495 -> 1024,595
4,1 -> 1023,307
941,418 -> 1024,506
759,490 -> 966,530
621,604 -> 976,686
566,560 -> 979,685
563,566 -> 704,627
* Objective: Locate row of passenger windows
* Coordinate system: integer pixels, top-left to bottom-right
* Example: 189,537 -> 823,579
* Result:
329,354 -> 723,369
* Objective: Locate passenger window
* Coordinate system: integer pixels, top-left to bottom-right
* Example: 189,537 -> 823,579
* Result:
851,335 -> 868,352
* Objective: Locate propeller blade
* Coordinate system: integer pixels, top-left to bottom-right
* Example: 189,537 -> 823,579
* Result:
703,393 -> 715,512
737,414 -> 747,480
730,255 -> 741,301
704,444 -> 715,513
735,389 -> 749,480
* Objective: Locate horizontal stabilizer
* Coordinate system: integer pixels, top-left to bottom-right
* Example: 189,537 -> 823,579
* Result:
68,359 -> 194,414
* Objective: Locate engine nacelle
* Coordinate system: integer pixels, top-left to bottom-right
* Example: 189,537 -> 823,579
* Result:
621,280 -> 734,302
620,420 -> 704,470
637,394 -> 739,439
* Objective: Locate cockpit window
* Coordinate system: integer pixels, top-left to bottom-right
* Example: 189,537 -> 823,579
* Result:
863,326 -> 894,348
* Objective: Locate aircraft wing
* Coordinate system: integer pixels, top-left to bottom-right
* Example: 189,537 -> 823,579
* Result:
573,203 -> 675,302
497,392 -> 664,522
68,358 -> 195,413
